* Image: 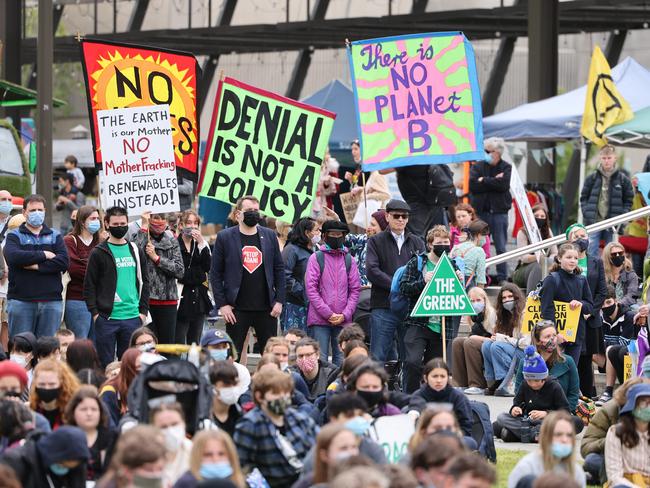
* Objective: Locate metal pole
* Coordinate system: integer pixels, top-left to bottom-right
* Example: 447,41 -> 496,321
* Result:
94,0 -> 97,34
486,205 -> 650,268
189,0 -> 192,28
113,0 -> 117,33
577,137 -> 587,224
286,0 -> 289,22
37,0 -> 53,226
208,0 -> 211,27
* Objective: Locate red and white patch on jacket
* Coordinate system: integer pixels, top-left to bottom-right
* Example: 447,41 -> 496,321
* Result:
242,245 -> 263,274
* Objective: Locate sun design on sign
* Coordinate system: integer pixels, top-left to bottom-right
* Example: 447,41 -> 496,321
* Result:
89,50 -> 197,164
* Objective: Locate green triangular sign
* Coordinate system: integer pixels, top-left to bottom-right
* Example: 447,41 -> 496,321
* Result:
410,253 -> 474,317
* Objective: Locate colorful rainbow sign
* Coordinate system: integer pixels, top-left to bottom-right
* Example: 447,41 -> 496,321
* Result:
347,31 -> 484,171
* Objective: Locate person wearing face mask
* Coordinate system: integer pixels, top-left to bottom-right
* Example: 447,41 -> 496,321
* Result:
262,337 -> 311,399
513,204 -> 559,295
29,358 -> 80,430
305,220 -> 361,366
602,242 -> 639,309
469,137 -> 513,284
174,430 -> 247,488
294,424 -> 360,488
290,337 -> 337,402
399,226 -> 463,393
0,190 -> 13,350
595,286 -> 646,406
482,284 -> 529,397
207,361 -> 243,437
64,205 -> 102,340
564,224 -> 607,398
55,173 -> 85,235
450,219 -> 488,290
281,217 -> 320,333
7,332 -> 37,400
346,361 -> 400,418
604,383 -> 650,487
234,369 -> 318,487
133,211 -> 184,345
0,425 -> 91,488
150,403 -> 192,485
508,411 -> 585,488
4,194 -> 69,339
84,206 -> 149,368
175,210 -> 212,346
514,321 -> 580,414
580,144 -> 634,257
210,195 -> 286,356
200,329 -> 251,400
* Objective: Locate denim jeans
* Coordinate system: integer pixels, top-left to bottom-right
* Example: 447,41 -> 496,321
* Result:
94,315 -> 142,367
583,453 -> 605,485
7,299 -> 63,338
482,341 -> 518,382
481,212 -> 509,281
369,308 -> 401,362
64,300 -> 93,340
309,325 -> 343,366
588,228 -> 613,256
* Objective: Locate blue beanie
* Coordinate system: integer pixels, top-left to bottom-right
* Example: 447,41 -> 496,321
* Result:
522,345 -> 548,380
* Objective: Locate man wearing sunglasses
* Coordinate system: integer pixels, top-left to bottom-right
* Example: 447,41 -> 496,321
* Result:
469,137 -> 512,285
366,199 -> 425,364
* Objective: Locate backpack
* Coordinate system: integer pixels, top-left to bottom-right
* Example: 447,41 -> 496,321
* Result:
389,255 -> 424,320
469,400 -> 497,463
315,250 -> 351,276
427,164 -> 457,207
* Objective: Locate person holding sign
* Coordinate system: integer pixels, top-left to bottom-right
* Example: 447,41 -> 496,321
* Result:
539,243 -> 594,371
565,224 -> 608,398
133,212 -> 184,345
399,226 -> 456,393
210,195 -> 286,356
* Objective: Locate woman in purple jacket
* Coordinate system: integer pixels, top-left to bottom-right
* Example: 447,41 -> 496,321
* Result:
305,220 -> 361,366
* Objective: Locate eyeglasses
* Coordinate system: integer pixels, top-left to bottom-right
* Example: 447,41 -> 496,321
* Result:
390,213 -> 409,220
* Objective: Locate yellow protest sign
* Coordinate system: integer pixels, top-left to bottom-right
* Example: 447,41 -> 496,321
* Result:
624,354 -> 633,381
521,297 -> 581,342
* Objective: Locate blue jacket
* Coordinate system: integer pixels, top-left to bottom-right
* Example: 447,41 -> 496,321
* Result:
4,223 -> 69,301
210,225 -> 286,309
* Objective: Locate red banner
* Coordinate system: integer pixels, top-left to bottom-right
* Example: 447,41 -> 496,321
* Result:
81,39 -> 199,179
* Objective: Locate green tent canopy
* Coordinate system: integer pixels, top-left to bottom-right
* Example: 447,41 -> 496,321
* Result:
0,79 -> 66,108
606,106 -> 650,147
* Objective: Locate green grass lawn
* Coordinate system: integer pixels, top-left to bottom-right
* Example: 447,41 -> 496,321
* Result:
495,448 -> 602,488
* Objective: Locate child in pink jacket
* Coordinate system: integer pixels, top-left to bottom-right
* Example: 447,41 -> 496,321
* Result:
305,220 -> 361,366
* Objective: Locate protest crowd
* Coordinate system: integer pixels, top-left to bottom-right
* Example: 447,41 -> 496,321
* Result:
0,137 -> 648,488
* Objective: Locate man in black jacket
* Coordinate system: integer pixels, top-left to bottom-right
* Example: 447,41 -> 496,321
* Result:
469,137 -> 512,284
580,144 -> 633,256
84,206 -> 149,367
366,199 -> 425,363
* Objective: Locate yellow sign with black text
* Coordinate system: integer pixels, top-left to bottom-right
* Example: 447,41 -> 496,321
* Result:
521,297 -> 581,343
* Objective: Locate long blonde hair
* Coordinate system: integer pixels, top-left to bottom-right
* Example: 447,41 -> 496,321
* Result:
539,411 -> 577,477
602,242 -> 633,283
409,407 -> 462,452
189,430 -> 245,488
468,287 -> 496,333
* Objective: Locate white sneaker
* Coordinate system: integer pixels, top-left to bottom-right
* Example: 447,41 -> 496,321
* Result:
464,387 -> 484,395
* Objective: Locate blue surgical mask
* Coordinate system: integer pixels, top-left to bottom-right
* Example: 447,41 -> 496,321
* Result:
209,348 -> 229,361
551,442 -> 572,459
0,200 -> 12,215
199,462 -> 233,480
87,220 -> 101,234
49,463 -> 70,476
345,416 -> 371,436
472,302 -> 485,314
27,210 -> 45,227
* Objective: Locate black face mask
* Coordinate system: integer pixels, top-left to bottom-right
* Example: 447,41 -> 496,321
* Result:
611,255 -> 625,267
36,387 -> 61,405
432,244 -> 451,257
325,236 -> 345,250
574,238 -> 589,253
356,389 -> 384,409
602,303 -> 617,318
242,210 -> 261,227
108,225 -> 128,239
535,218 -> 547,230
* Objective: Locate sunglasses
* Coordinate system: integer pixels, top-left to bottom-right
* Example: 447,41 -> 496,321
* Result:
390,213 -> 409,220
610,251 -> 625,257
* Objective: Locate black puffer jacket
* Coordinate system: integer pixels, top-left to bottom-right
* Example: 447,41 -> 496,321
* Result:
579,168 -> 633,225
469,159 -> 512,214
